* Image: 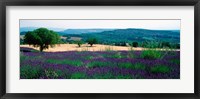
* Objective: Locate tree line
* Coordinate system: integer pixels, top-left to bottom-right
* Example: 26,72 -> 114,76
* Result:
21,28 -> 180,52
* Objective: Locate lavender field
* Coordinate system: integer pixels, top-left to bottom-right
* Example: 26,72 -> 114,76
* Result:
20,47 -> 180,79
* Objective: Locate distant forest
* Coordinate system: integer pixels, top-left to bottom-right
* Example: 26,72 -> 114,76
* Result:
20,28 -> 180,49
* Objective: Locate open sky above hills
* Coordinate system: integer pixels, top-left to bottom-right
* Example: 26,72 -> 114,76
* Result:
20,19 -> 180,30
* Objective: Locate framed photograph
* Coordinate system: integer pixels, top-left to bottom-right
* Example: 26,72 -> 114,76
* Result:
1,0 -> 200,99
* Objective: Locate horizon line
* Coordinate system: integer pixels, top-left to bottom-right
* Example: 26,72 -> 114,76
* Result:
20,27 -> 180,31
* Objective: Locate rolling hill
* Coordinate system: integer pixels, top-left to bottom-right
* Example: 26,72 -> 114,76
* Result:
20,28 -> 180,46
63,28 -> 180,44
59,29 -> 115,34
20,27 -> 114,35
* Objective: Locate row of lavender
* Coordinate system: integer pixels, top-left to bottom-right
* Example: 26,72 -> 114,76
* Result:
20,47 -> 180,79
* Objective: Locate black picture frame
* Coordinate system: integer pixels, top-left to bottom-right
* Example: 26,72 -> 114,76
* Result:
0,0 -> 200,99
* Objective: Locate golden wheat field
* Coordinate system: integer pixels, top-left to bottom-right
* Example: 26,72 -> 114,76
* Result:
20,44 -> 179,52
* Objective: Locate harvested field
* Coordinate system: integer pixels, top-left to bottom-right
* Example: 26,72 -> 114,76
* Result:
20,44 -> 179,52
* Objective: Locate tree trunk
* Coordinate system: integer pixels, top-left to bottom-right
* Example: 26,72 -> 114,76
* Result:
90,44 -> 93,47
40,45 -> 44,52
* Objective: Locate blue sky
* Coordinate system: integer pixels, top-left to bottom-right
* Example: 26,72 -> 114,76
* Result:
20,20 -> 180,30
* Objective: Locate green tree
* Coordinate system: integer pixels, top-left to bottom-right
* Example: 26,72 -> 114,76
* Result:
24,28 -> 60,52
75,40 -> 84,47
132,42 -> 138,47
161,42 -> 171,48
86,38 -> 98,47
20,38 -> 24,45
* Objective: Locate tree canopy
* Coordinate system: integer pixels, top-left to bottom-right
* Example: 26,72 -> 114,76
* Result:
75,40 -> 84,47
86,38 -> 98,47
24,28 -> 60,52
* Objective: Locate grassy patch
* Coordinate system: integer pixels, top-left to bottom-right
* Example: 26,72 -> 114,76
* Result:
128,48 -> 136,59
150,65 -> 171,73
81,47 -> 89,51
84,56 -> 94,60
101,54 -> 113,58
133,63 -> 146,70
20,65 -> 43,79
104,46 -> 114,51
70,72 -> 86,79
46,59 -> 83,66
87,61 -> 114,68
20,53 -> 44,62
118,63 -> 146,70
112,52 -> 122,58
140,49 -> 163,59
170,59 -> 180,65
44,69 -> 66,79
20,53 -> 27,62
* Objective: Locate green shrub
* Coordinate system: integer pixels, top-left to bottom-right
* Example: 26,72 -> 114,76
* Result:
170,59 -> 180,65
46,59 -> 83,66
20,38 -> 24,44
118,62 -> 132,68
132,42 -> 138,47
161,42 -> 171,48
86,38 -> 98,47
170,43 -> 180,49
133,63 -> 146,70
150,65 -> 171,73
112,52 -> 122,58
75,40 -> 84,47
140,49 -> 163,59
141,41 -> 160,48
